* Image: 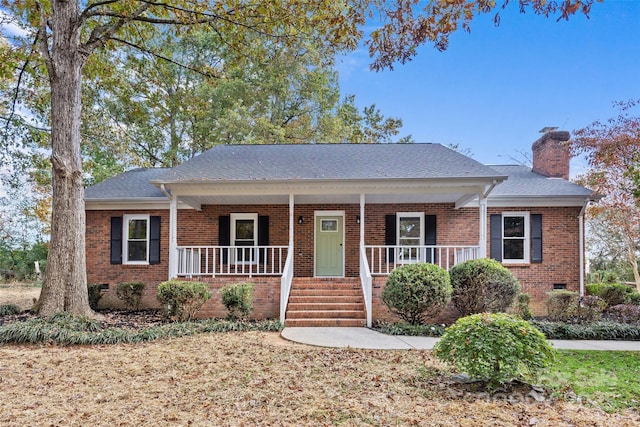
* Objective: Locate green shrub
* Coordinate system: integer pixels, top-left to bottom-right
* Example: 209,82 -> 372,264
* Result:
87,283 -> 104,310
381,263 -> 451,325
515,293 -> 533,320
157,280 -> 211,322
220,282 -> 255,320
576,295 -> 606,322
587,283 -> 639,307
449,258 -> 521,316
374,321 -> 446,337
546,290 -> 578,321
546,290 -> 605,322
531,320 -> 640,340
116,282 -> 146,310
628,292 -> 640,305
0,304 -> 21,316
433,313 -> 555,389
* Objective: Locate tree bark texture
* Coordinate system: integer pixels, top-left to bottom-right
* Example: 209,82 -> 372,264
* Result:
37,0 -> 92,317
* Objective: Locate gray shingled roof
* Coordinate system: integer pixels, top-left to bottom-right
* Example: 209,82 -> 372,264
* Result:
85,168 -> 170,200
152,143 -> 504,183
488,165 -> 595,198
84,147 -> 596,201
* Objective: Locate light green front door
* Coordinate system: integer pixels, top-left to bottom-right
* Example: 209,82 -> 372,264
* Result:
315,215 -> 344,276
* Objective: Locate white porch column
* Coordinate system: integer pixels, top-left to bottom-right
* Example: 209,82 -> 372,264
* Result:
359,193 -> 365,245
168,195 -> 178,279
478,194 -> 488,259
289,194 -> 294,247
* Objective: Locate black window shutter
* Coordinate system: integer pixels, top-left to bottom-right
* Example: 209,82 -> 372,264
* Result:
258,216 -> 269,263
385,214 -> 396,260
110,217 -> 123,264
425,214 -> 437,263
530,214 -> 543,263
490,214 -> 502,262
149,216 -> 161,265
219,216 -> 230,263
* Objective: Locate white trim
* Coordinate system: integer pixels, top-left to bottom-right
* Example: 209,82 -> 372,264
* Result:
122,214 -> 150,265
85,200 -> 194,210
501,212 -> 530,264
314,210 -> 345,277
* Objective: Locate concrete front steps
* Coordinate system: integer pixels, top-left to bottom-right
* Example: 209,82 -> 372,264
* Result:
285,278 -> 366,327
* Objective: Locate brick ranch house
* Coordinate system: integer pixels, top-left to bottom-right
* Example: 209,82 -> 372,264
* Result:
85,130 -> 598,326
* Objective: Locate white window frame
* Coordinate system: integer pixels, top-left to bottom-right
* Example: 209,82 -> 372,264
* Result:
230,213 -> 258,265
397,212 -> 424,263
502,212 -> 530,264
123,214 -> 150,265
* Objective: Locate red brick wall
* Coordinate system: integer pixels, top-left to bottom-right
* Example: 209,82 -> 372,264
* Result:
86,204 -> 583,319
86,209 -> 170,310
487,206 -> 582,315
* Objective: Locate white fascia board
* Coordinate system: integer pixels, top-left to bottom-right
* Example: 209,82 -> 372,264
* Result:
85,198 -> 193,211
160,178 -> 500,197
484,196 -> 594,208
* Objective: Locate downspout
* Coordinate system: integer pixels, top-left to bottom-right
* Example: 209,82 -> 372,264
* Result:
578,198 -> 590,296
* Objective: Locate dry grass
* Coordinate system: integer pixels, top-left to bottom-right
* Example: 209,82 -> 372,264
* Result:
1,332 -> 638,426
1,285 -> 639,425
0,281 -> 40,311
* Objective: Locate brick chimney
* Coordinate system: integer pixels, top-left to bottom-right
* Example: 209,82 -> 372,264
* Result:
532,127 -> 571,180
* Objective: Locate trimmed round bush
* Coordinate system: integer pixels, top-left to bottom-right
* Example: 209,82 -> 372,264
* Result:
220,282 -> 255,320
381,263 -> 451,325
157,280 -> 211,321
433,313 -> 555,388
449,258 -> 520,316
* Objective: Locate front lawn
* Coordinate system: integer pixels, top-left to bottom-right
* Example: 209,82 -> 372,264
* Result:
1,332 -> 638,425
547,350 -> 640,413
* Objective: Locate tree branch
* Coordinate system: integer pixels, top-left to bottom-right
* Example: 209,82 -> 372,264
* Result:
110,37 -> 220,79
2,32 -> 41,138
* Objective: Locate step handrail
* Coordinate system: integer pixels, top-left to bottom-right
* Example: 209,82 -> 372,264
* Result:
359,245 -> 373,328
279,249 -> 294,324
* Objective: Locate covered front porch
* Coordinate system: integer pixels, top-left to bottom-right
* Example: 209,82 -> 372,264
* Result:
159,177 -> 499,327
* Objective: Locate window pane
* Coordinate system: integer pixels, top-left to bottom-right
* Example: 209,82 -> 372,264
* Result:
503,217 -> 524,238
128,241 -> 147,261
503,239 -> 524,260
321,220 -> 338,231
235,220 -> 254,240
399,217 -> 421,238
128,219 -> 147,239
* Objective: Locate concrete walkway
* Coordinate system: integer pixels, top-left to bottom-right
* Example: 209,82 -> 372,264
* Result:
281,327 -> 640,351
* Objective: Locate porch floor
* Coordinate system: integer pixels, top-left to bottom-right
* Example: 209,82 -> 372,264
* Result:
285,278 -> 366,327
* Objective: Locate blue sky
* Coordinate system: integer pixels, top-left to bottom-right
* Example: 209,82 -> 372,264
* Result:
338,1 -> 640,168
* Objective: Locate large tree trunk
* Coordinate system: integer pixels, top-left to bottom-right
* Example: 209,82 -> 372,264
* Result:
36,0 -> 92,317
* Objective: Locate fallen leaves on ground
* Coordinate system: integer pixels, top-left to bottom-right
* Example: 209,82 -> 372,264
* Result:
1,332 -> 638,426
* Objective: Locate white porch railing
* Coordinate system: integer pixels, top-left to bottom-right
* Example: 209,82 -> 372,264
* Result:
365,245 -> 480,274
359,245 -> 373,328
177,246 -> 288,277
279,250 -> 294,324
